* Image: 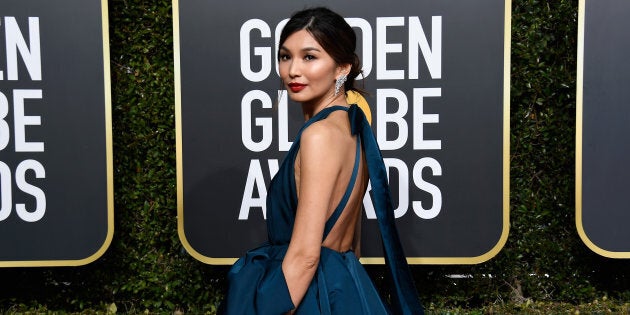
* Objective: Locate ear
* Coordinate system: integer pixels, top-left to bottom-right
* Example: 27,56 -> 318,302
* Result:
336,63 -> 352,79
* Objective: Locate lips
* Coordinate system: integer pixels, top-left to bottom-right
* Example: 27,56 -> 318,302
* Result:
288,83 -> 307,92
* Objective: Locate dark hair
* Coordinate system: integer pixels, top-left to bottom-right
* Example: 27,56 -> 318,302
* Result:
278,7 -> 364,95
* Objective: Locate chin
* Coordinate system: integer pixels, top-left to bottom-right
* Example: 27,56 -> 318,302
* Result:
287,93 -> 310,103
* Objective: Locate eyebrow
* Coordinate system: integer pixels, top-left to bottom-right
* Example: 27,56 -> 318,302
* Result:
279,46 -> 322,53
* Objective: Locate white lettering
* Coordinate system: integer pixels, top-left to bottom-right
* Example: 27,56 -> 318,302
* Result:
412,157 -> 442,219
409,16 -> 442,79
239,159 -> 266,220
242,16 -> 441,82
0,91 -> 8,150
0,161 -> 11,221
240,19 -> 271,82
385,158 -> 409,218
274,19 -> 289,76
376,17 -> 405,80
267,159 -> 279,179
376,88 -> 408,150
346,18 -> 373,78
4,17 -> 41,81
239,159 -> 278,220
15,159 -> 46,222
413,88 -> 441,150
241,90 -> 272,152
362,181 -> 376,219
277,91 -> 292,151
13,89 -> 43,152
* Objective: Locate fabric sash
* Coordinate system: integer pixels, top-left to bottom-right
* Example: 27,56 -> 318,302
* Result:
347,104 -> 425,315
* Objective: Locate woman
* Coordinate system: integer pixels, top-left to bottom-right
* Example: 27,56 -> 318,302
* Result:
221,7 -> 423,314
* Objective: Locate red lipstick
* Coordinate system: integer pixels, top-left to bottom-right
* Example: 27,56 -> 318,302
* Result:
288,83 -> 306,92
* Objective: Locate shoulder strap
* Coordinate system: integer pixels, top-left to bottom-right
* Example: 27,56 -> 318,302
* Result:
322,133 -> 361,240
294,106 -> 349,140
347,104 -> 425,315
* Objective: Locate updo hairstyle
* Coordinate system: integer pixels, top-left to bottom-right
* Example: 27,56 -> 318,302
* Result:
278,7 -> 364,95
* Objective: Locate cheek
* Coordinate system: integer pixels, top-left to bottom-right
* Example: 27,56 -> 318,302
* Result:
278,64 -> 289,81
309,64 -> 335,82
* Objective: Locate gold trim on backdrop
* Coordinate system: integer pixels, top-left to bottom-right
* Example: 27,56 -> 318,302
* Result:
175,0 -> 512,265
574,0 -> 630,259
173,0 -> 238,265
0,0 -> 115,267
363,0 -> 512,265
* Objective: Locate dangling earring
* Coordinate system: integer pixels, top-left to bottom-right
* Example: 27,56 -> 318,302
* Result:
334,74 -> 347,97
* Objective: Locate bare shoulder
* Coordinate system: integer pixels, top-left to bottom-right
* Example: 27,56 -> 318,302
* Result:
301,120 -> 336,145
300,113 -> 350,151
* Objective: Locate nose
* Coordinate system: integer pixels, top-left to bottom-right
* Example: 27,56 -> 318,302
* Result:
288,59 -> 300,78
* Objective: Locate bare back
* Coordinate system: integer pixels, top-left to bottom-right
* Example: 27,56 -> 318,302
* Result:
294,109 -> 368,255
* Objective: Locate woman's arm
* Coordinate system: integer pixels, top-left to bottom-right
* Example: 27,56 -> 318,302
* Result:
281,123 -> 346,309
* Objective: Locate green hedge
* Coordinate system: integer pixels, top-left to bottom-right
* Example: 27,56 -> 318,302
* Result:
1,0 -> 629,313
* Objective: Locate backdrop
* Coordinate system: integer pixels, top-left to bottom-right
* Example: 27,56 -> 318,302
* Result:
0,0 -> 113,266
175,0 -> 510,264
577,0 -> 630,258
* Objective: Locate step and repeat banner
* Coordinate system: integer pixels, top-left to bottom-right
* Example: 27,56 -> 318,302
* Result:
5,0 -> 627,267
175,0 -> 510,264
0,0 -> 113,266
577,0 -> 630,258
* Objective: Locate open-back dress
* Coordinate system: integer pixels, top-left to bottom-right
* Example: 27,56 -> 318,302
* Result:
220,105 -> 423,315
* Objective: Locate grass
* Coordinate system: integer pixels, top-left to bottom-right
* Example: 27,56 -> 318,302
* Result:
2,298 -> 630,315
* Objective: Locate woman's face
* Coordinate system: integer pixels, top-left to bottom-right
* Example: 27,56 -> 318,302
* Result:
278,29 -> 343,107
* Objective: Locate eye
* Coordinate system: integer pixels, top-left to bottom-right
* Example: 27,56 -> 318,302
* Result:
304,54 -> 316,61
279,54 -> 291,61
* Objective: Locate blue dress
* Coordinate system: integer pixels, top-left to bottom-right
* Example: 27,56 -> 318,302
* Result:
220,105 -> 424,315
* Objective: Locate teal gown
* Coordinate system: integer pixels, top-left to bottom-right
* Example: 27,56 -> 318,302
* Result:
220,105 -> 424,315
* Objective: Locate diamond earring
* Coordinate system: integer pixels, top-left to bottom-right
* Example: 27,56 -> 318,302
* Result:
334,74 -> 347,96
